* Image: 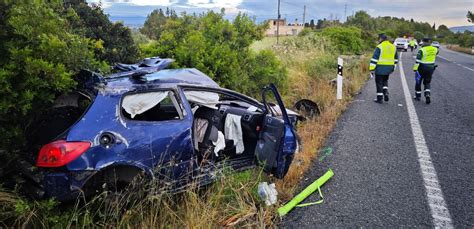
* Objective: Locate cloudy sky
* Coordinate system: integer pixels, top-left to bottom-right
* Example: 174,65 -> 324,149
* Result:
87,0 -> 474,27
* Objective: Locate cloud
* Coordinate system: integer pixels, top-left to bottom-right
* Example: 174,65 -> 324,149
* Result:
88,0 -> 474,27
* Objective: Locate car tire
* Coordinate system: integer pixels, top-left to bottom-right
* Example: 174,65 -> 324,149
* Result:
83,166 -> 147,199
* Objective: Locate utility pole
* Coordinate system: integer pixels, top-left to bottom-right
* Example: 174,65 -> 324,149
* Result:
344,3 -> 347,22
277,0 -> 281,45
303,5 -> 306,27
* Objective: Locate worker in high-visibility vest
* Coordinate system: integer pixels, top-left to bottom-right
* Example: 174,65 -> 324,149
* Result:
409,39 -> 417,52
413,37 -> 438,104
370,33 -> 399,103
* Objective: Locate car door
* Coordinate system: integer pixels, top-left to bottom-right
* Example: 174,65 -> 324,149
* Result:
255,84 -> 297,178
120,90 -> 196,188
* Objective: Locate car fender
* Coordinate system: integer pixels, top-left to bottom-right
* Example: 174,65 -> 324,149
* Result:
95,160 -> 154,179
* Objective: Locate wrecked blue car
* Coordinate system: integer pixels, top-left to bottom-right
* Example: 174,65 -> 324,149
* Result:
22,57 -> 299,201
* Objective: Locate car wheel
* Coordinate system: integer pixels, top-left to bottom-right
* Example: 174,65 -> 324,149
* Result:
84,166 -> 147,200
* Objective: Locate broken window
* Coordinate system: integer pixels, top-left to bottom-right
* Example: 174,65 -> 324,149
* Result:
122,91 -> 183,121
27,91 -> 93,155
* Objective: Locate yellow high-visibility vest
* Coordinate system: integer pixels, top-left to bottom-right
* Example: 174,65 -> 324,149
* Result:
413,45 -> 437,70
376,41 -> 396,65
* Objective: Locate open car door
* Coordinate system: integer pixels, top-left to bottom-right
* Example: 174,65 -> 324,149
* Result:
255,84 -> 297,178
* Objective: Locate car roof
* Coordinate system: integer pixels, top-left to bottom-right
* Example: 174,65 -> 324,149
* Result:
103,68 -> 220,92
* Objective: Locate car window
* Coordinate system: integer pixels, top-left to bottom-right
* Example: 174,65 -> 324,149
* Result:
183,89 -> 260,112
27,91 -> 92,149
122,90 -> 183,121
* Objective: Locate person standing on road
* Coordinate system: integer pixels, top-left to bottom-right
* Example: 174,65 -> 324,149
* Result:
369,33 -> 399,103
413,37 -> 438,104
409,39 -> 416,52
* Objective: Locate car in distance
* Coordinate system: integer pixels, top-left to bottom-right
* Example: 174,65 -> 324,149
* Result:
431,41 -> 440,49
394,38 -> 409,52
18,57 -> 300,201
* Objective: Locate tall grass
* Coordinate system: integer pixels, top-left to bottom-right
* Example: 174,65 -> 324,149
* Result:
0,34 -> 369,228
256,35 -> 369,200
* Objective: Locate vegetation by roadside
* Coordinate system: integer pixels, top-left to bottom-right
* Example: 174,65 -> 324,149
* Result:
256,34 -> 369,202
446,44 -> 474,55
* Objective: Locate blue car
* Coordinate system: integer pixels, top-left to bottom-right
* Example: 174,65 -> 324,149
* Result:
21,58 -> 299,201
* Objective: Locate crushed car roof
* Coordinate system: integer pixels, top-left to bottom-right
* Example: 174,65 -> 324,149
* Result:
103,68 -> 220,91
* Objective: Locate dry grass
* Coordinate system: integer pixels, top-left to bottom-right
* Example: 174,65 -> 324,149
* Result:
260,35 -> 369,202
0,35 -> 370,228
446,45 -> 474,55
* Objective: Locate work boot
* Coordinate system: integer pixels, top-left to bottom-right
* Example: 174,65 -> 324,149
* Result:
425,95 -> 431,104
414,92 -> 422,101
383,92 -> 389,102
374,94 -> 383,104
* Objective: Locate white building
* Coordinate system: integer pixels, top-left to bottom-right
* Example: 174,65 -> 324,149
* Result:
265,19 -> 304,36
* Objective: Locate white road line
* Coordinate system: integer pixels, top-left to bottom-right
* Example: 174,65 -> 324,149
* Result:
399,52 -> 454,228
437,55 -> 451,61
462,65 -> 474,72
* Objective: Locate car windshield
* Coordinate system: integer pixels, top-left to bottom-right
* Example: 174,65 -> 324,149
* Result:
395,38 -> 407,43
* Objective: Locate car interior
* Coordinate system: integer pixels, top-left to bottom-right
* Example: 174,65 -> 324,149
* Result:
184,90 -> 266,164
26,91 -> 92,161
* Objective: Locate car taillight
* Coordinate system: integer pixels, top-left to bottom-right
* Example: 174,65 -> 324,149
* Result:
36,140 -> 91,167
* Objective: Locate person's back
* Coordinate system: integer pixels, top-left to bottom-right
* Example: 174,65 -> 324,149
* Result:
409,39 -> 416,52
412,38 -> 438,104
369,34 -> 399,103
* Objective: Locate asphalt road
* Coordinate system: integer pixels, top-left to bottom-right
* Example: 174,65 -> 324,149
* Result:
282,47 -> 474,228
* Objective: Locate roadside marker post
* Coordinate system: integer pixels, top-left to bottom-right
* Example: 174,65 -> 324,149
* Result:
336,57 -> 343,100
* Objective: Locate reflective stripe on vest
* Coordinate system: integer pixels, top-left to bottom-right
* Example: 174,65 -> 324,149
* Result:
420,46 -> 437,64
376,41 -> 396,65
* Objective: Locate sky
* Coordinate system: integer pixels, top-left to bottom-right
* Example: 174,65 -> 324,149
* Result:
87,0 -> 474,27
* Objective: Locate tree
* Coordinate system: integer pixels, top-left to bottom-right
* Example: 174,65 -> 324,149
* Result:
0,1 -> 105,157
346,11 -> 374,31
65,0 -> 139,64
414,31 -> 424,41
436,24 -> 453,38
140,9 -> 168,40
468,11 -> 474,23
140,10 -> 286,95
309,19 -> 315,29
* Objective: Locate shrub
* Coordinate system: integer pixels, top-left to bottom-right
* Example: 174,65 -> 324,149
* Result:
321,26 -> 365,54
0,1 -> 107,160
140,10 -> 286,96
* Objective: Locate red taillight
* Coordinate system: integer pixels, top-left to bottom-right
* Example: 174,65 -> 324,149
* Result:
36,140 -> 91,167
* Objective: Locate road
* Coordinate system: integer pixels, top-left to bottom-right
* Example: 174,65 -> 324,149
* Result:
282,47 -> 474,228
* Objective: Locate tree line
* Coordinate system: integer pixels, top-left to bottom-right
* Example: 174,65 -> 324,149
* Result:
302,10 -> 473,48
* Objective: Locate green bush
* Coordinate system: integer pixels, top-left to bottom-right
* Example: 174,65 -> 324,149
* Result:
0,1 -> 107,159
140,10 -> 285,96
321,26 -> 365,54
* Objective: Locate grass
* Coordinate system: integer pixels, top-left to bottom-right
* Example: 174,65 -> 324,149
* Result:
0,34 -> 370,228
446,44 -> 474,55
255,35 -> 369,200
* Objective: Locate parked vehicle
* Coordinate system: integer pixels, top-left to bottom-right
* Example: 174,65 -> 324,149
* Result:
431,41 -> 440,49
394,38 -> 409,52
19,58 -> 300,201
